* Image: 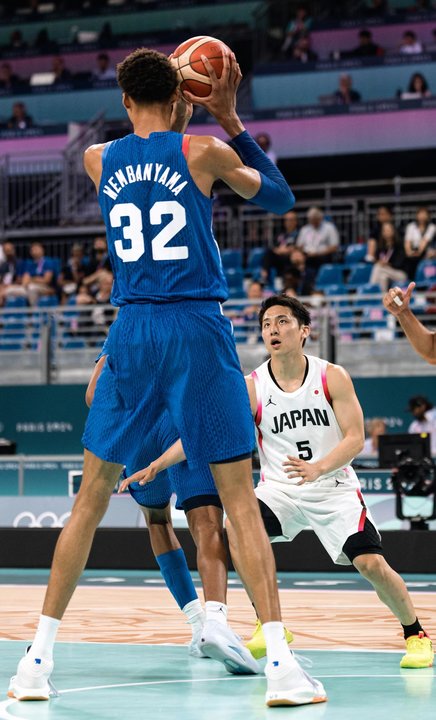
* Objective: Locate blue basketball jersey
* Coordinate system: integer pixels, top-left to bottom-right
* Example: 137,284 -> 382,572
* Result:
98,131 -> 228,304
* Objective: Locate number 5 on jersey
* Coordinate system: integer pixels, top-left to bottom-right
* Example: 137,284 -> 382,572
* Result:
110,200 -> 188,262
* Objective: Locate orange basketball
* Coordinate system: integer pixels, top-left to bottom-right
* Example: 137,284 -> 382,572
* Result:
170,35 -> 232,97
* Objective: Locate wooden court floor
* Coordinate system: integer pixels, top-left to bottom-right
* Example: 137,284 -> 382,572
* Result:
0,570 -> 435,719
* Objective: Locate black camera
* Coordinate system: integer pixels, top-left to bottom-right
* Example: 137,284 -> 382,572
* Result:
392,456 -> 436,497
391,454 -> 436,527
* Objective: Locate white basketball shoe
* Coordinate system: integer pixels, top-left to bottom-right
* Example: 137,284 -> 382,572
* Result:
265,654 -> 327,706
8,650 -> 55,701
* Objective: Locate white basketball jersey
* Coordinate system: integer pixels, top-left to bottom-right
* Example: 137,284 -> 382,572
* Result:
251,355 -> 359,488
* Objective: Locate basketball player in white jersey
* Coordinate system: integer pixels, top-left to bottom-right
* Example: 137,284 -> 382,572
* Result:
227,293 -> 433,669
124,293 -> 433,672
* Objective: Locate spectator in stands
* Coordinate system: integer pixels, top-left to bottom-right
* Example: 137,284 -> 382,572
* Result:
334,73 -> 361,104
254,132 -> 277,164
401,72 -> 431,99
404,207 -> 436,279
363,0 -> 390,17
67,283 -> 96,341
82,236 -> 112,295
8,29 -> 28,51
291,34 -> 318,63
405,0 -> 434,12
282,247 -> 315,297
366,205 -> 395,262
7,101 -> 34,130
52,56 -> 73,86
0,62 -> 25,92
91,269 -> 115,338
57,243 -> 89,303
342,29 -> 385,58
399,30 -> 423,54
98,21 -> 114,49
237,279 -> 265,343
33,28 -> 58,54
370,220 -> 408,292
425,28 -> 436,52
0,242 -> 26,306
296,206 -> 340,272
281,4 -> 312,58
92,52 -> 117,81
21,241 -> 57,305
261,210 -> 299,283
407,395 -> 436,454
359,418 -> 387,458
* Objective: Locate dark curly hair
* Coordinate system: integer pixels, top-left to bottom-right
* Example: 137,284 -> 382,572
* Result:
117,48 -> 178,105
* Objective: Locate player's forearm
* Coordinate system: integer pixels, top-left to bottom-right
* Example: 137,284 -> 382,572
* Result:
397,309 -> 436,364
154,439 -> 187,472
315,435 -> 364,477
229,130 -> 295,214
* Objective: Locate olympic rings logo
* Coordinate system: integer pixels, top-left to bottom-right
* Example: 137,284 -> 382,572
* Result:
13,511 -> 71,528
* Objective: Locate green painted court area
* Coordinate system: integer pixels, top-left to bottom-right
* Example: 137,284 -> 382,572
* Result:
0,571 -> 435,719
0,643 -> 434,720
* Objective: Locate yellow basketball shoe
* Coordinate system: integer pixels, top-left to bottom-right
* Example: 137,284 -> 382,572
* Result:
246,620 -> 294,660
400,632 -> 434,669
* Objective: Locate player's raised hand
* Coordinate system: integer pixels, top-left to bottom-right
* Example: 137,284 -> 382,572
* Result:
383,282 -> 415,316
282,455 -> 321,485
182,52 -> 242,122
118,462 -> 159,493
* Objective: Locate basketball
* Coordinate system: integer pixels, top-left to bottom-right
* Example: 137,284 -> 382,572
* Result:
170,35 -> 231,98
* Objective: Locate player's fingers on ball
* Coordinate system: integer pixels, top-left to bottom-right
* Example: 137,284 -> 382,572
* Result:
201,54 -> 217,80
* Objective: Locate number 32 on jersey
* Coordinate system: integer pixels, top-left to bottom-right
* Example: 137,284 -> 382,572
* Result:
109,200 -> 188,262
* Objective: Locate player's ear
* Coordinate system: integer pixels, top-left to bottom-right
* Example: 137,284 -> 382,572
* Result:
301,325 -> 310,343
122,92 -> 131,110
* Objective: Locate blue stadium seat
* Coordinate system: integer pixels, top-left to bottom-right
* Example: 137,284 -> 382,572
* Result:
315,264 -> 345,288
37,295 -> 59,307
323,284 -> 349,306
344,244 -> 367,266
246,248 -> 265,277
220,249 -> 243,271
354,283 -> 382,306
4,296 -> 28,308
62,339 -> 87,349
225,268 -> 245,298
415,260 -> 436,288
347,264 -> 372,288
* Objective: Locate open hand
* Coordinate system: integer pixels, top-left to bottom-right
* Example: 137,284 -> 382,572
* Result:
282,455 -> 321,485
182,52 -> 242,123
118,462 -> 158,493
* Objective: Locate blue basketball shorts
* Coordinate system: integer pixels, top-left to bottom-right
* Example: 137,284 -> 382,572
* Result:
126,410 -> 219,510
82,300 -> 255,469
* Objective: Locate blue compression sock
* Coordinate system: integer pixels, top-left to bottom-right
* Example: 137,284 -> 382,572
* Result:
156,548 -> 198,610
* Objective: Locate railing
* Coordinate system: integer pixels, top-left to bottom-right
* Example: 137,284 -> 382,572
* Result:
1,292 -> 435,384
1,140 -> 436,248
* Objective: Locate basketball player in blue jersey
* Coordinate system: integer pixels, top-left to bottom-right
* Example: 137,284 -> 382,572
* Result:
9,48 -> 326,707
86,351 -> 253,668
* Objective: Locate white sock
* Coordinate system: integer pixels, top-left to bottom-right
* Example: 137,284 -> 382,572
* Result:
205,601 -> 228,626
183,599 -> 204,637
28,615 -> 61,661
262,621 -> 293,665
